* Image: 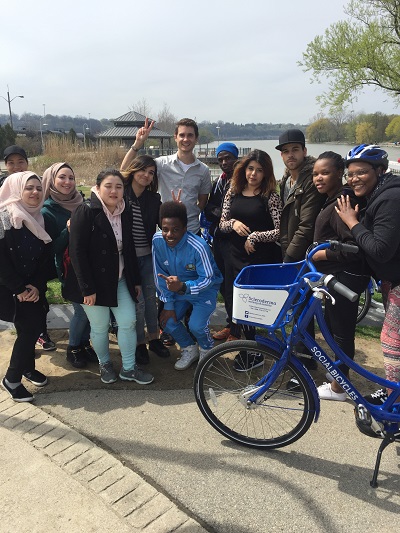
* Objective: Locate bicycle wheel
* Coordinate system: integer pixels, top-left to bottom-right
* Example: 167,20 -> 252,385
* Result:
356,287 -> 371,324
194,340 -> 316,449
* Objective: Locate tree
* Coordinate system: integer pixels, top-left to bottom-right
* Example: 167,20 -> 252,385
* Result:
300,0 -> 400,110
156,103 -> 176,135
130,98 -> 153,117
385,115 -> 400,140
198,128 -> 215,145
68,128 -> 77,143
3,123 -> 16,146
306,118 -> 335,142
356,122 -> 377,144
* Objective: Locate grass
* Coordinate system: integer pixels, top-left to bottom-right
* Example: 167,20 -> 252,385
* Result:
33,137 -> 128,185
47,279 -> 66,304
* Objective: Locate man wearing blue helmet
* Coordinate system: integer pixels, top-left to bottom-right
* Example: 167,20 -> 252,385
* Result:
204,142 -> 239,341
336,144 -> 400,415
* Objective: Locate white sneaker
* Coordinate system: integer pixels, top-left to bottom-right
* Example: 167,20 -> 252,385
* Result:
174,344 -> 199,370
318,382 -> 347,402
199,346 -> 210,362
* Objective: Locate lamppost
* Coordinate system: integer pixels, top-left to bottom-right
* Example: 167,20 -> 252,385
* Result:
88,113 -> 91,133
0,86 -> 24,129
40,120 -> 48,153
82,123 -> 89,147
216,126 -> 220,146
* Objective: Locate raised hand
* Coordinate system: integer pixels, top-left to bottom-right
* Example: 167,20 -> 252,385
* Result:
134,117 -> 155,147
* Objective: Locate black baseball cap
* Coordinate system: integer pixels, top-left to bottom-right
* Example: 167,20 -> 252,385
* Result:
275,129 -> 306,151
3,145 -> 28,162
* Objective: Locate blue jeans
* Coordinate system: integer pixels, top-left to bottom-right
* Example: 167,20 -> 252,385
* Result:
69,301 -> 90,346
82,277 -> 137,370
163,289 -> 217,350
136,254 -> 158,345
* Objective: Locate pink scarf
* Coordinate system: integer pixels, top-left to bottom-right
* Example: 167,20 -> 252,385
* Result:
0,171 -> 52,243
91,186 -> 125,278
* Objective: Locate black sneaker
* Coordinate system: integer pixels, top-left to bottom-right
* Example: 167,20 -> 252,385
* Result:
365,388 -> 388,405
1,378 -> 34,402
23,370 -> 48,387
66,346 -> 87,368
119,365 -> 154,384
81,341 -> 98,363
233,351 -> 264,372
160,331 -> 175,346
36,332 -> 56,351
100,361 -> 118,384
136,344 -> 150,365
149,339 -> 170,358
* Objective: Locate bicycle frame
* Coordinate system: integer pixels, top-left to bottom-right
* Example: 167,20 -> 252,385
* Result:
244,244 -> 400,432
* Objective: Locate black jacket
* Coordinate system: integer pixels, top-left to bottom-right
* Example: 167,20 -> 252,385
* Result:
204,173 -> 230,238
352,172 -> 400,283
63,193 -> 141,306
0,217 -> 52,322
279,156 -> 326,261
313,187 -> 369,275
125,187 -> 161,246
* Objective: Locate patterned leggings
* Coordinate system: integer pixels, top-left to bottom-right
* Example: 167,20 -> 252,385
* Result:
381,281 -> 400,384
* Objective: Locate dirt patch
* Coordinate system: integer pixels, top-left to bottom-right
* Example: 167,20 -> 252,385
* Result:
0,327 -> 384,397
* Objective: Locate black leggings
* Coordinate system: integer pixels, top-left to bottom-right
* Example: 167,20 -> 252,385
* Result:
5,299 -> 47,382
324,271 -> 370,375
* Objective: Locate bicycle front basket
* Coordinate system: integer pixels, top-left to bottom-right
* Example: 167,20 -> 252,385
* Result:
232,262 -> 306,328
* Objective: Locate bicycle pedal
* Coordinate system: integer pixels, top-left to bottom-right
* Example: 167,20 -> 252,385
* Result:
355,405 -> 384,438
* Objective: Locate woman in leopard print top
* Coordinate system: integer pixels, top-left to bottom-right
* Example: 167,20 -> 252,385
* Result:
219,149 -> 282,344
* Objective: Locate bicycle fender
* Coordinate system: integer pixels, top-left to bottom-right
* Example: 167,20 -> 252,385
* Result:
291,356 -> 321,423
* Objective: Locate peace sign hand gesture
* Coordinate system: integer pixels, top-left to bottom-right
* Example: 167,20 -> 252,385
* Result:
135,117 -> 155,147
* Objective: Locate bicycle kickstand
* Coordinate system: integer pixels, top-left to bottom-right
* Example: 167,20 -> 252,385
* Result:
370,434 -> 396,488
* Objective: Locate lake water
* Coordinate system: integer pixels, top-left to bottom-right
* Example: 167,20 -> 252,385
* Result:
206,139 -> 400,179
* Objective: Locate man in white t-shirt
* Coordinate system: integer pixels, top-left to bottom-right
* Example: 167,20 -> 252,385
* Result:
121,117 -> 211,234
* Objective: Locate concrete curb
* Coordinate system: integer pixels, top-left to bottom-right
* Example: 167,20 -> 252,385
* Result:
0,391 -> 207,532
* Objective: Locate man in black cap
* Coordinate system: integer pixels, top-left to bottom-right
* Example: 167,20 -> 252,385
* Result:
276,129 -> 325,263
0,145 -> 28,187
276,129 -> 326,371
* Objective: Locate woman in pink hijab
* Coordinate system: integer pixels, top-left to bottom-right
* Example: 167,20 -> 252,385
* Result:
0,172 -> 52,402
41,162 -> 97,369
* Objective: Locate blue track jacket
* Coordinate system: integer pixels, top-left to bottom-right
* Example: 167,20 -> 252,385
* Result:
152,231 -> 223,311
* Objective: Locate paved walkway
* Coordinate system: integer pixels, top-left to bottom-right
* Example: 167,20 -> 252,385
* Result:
0,392 -> 207,532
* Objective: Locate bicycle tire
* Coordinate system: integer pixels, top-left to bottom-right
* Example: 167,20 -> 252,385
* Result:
356,287 -> 371,324
194,340 -> 316,449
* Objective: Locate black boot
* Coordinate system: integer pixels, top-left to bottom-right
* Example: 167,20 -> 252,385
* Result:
81,341 -> 98,363
67,345 -> 87,368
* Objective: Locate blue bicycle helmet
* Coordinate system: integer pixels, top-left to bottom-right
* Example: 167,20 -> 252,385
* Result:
345,144 -> 388,170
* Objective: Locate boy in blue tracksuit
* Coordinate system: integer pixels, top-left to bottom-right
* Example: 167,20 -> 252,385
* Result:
152,201 -> 223,370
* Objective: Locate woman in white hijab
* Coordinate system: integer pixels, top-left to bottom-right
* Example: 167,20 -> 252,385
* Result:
0,171 -> 52,402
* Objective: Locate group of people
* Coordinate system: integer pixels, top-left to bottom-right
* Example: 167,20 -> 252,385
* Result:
0,119 -> 399,417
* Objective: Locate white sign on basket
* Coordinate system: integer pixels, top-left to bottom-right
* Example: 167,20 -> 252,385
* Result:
232,287 -> 289,326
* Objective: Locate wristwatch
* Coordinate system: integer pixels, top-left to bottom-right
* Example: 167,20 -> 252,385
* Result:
177,282 -> 187,295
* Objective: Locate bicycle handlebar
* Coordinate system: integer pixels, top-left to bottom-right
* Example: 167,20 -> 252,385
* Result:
323,274 -> 359,302
305,241 -> 360,302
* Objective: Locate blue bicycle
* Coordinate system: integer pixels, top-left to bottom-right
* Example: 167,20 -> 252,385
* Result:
194,241 -> 400,487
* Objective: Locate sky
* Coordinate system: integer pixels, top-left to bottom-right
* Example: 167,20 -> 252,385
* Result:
2,0 -> 398,125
